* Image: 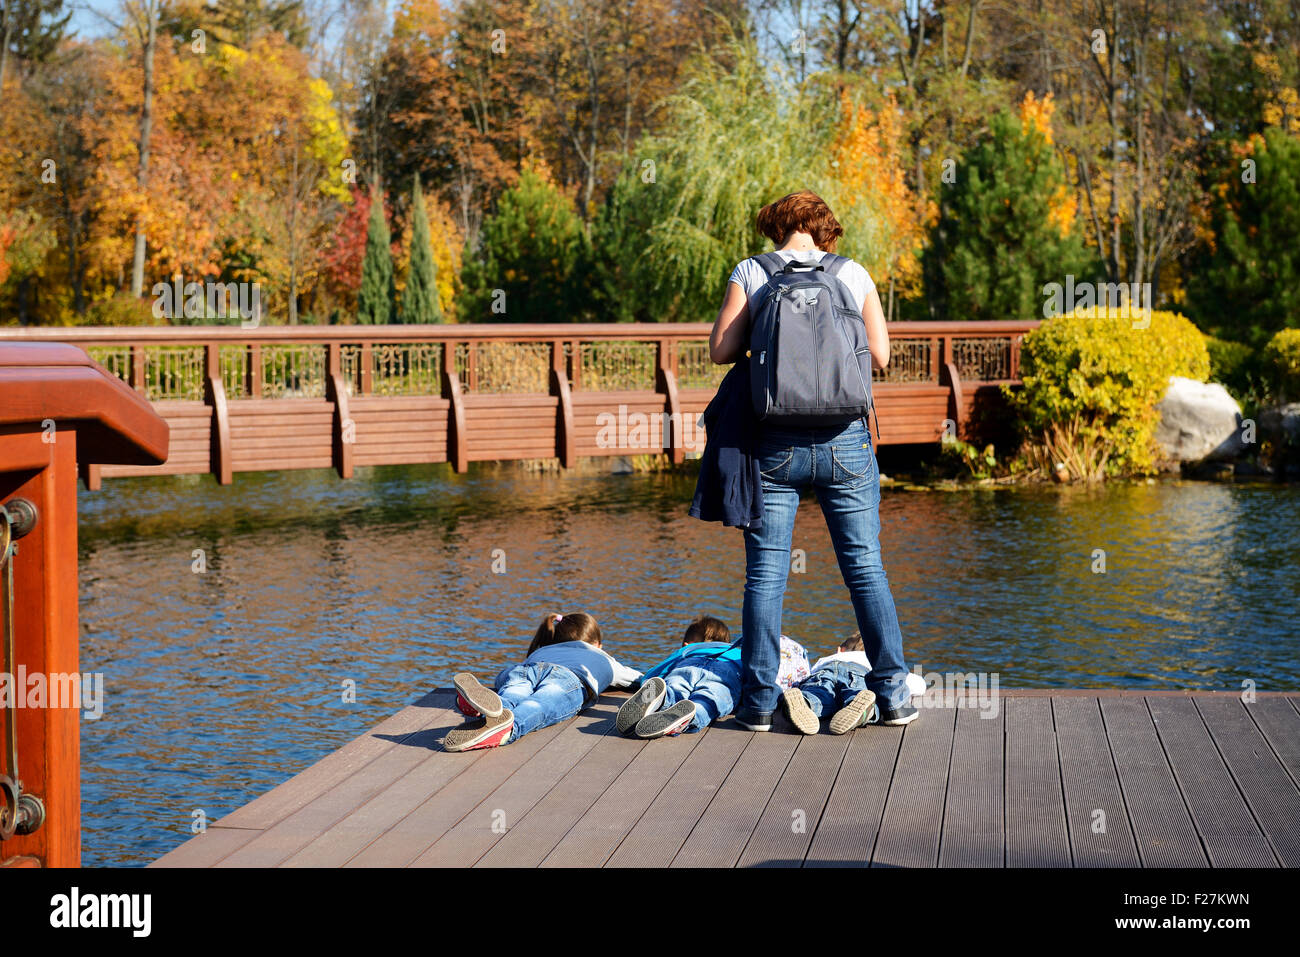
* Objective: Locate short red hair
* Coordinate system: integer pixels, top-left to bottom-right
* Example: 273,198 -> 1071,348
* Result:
755,190 -> 844,252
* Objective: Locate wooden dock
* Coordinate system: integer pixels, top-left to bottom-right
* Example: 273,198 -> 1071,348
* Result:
151,689 -> 1300,868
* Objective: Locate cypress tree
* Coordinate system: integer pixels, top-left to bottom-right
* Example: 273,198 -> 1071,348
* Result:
401,173 -> 441,323
357,186 -> 395,324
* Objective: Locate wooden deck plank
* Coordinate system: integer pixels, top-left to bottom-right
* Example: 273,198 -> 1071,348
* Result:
217,701 -> 463,867
1005,696 -> 1071,867
804,724 -> 903,867
1052,696 -> 1141,868
343,716 -> 570,867
1247,696 -> 1300,788
1195,697 -> 1300,867
939,704 -> 1004,868
282,719 -> 489,867
1101,697 -> 1208,867
669,730 -> 800,868
475,727 -> 646,867
736,733 -> 852,868
871,705 -> 957,868
605,723 -> 751,868
409,701 -> 620,866
217,690 -> 450,830
149,690 -> 1300,869
149,825 -> 262,868
540,730 -> 705,868
1147,696 -> 1276,867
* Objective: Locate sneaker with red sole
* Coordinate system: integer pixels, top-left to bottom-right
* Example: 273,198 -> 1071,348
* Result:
634,699 -> 696,739
443,710 -> 514,752
453,672 -> 503,718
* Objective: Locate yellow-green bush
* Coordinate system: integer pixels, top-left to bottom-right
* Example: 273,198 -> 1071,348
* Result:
1005,306 -> 1209,478
1263,328 -> 1300,400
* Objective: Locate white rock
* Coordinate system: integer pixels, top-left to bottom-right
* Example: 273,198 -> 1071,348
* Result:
1155,376 -> 1246,462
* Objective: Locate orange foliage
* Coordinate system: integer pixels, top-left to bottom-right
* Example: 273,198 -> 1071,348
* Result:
828,91 -> 929,299
1018,91 -> 1077,238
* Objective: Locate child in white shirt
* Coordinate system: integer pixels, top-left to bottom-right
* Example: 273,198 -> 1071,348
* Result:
783,631 -> 926,735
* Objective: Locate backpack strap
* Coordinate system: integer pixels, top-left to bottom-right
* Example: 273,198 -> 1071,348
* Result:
819,253 -> 851,278
754,252 -> 787,280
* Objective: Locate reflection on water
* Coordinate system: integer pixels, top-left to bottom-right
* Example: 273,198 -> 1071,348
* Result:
76,465 -> 1300,865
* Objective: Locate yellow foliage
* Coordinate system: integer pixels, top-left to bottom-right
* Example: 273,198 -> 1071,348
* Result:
826,91 -> 925,299
1253,52 -> 1300,132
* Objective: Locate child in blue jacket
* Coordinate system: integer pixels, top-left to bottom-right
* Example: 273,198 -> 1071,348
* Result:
618,619 -> 812,739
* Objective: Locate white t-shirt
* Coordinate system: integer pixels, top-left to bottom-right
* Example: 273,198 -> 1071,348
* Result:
809,649 -> 928,698
728,249 -> 876,317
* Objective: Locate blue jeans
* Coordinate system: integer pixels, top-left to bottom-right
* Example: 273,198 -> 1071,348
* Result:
740,417 -> 909,717
493,662 -> 587,743
797,661 -> 870,717
661,658 -> 742,732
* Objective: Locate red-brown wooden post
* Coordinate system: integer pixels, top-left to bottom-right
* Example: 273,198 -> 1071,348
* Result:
360,342 -> 373,395
929,336 -> 941,383
1010,335 -> 1022,381
569,339 -> 582,391
325,342 -> 353,479
0,343 -> 167,868
246,343 -> 262,399
129,344 -> 145,393
204,343 -> 231,485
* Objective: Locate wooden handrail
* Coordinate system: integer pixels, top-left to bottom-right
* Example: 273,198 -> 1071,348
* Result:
0,343 -> 168,868
0,321 -> 1042,345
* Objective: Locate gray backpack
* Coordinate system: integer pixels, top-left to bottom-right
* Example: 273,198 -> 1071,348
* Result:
747,252 -> 875,427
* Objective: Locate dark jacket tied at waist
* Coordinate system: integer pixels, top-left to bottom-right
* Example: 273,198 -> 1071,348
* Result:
689,361 -> 764,529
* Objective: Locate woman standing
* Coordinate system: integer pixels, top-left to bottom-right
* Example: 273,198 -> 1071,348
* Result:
708,190 -> 916,731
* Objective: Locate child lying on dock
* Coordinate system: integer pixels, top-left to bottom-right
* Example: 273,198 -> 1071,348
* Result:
782,631 -> 928,734
616,619 -> 814,739
445,612 -> 641,752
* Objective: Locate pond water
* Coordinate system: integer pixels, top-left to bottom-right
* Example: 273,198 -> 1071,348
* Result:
75,464 -> 1300,865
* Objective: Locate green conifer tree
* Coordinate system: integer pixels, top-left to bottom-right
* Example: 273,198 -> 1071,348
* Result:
1194,129 -> 1300,347
926,110 -> 1097,322
400,173 -> 441,323
357,186 -> 395,324
458,167 -> 587,322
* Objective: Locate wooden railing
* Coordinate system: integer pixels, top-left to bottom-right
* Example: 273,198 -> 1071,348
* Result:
0,343 -> 167,867
0,322 -> 1039,487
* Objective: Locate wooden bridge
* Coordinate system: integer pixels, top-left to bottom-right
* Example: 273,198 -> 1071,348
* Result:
152,687 -> 1300,868
0,322 -> 1036,488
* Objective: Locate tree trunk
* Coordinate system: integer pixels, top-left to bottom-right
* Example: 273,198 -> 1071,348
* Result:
1,1 -> 13,93
131,1 -> 158,298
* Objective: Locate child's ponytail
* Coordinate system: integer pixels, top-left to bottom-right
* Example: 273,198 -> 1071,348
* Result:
527,612 -> 602,656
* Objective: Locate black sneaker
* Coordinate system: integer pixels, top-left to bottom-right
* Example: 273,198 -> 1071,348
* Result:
616,677 -> 667,735
634,700 -> 696,739
869,701 -> 918,726
734,708 -> 773,732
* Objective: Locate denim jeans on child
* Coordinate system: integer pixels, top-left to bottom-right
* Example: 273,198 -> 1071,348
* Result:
797,660 -> 871,717
740,416 -> 909,719
661,658 -> 742,732
493,662 -> 587,743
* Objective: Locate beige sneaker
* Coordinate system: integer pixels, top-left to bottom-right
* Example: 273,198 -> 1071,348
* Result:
443,709 -> 514,751
781,687 -> 821,735
829,690 -> 877,735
